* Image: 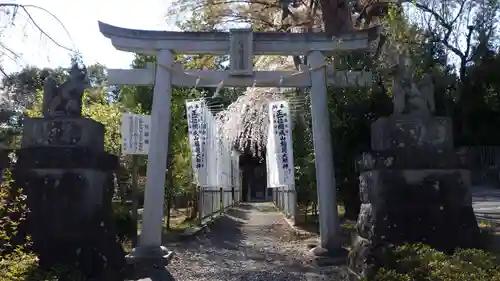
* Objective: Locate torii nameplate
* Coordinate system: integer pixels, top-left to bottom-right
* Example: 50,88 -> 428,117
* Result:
229,29 -> 253,76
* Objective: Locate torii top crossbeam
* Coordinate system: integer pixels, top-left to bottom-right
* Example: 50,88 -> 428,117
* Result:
99,21 -> 380,88
98,21 -> 380,56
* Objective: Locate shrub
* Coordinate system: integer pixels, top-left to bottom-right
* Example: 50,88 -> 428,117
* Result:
371,243 -> 500,281
0,251 -> 85,281
0,167 -> 29,255
112,203 -> 136,242
0,251 -> 39,281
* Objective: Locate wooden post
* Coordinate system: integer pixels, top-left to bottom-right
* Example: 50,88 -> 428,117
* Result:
231,186 -> 235,206
211,188 -> 216,219
220,187 -> 224,213
197,186 -> 202,226
165,120 -> 174,230
130,155 -> 139,247
165,154 -> 174,230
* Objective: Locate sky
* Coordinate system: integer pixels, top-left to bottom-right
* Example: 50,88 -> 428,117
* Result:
2,0 -> 176,74
0,1 -> 482,76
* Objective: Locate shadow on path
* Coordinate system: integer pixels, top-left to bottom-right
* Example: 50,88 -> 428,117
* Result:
234,203 -> 257,210
128,268 -> 176,281
225,207 -> 250,221
200,215 -> 246,251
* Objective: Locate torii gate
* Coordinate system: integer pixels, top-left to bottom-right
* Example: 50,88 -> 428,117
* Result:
98,21 -> 379,262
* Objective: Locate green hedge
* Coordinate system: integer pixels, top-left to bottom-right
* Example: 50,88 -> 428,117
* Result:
370,243 -> 500,281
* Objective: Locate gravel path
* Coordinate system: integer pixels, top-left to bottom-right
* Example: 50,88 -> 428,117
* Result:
165,202 -> 348,281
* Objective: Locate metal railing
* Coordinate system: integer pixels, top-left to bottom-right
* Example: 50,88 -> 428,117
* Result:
273,186 -> 297,220
197,186 -> 241,224
460,146 -> 500,186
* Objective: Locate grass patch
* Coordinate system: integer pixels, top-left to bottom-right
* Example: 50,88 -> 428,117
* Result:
121,239 -> 133,254
291,204 -> 355,246
342,220 -> 356,230
477,219 -> 500,258
121,207 -> 200,251
338,205 -> 346,218
479,220 -> 494,230
169,218 -> 197,230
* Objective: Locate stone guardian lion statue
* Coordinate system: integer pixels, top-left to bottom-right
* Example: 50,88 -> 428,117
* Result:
42,64 -> 88,118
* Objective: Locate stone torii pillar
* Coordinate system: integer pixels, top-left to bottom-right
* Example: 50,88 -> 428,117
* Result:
98,21 -> 380,263
137,50 -> 174,259
308,50 -> 342,256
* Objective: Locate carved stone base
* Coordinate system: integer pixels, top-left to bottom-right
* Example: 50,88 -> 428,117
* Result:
357,148 -> 472,171
348,235 -> 378,279
371,116 -> 453,151
15,162 -> 125,280
308,245 -> 349,266
355,203 -> 479,249
125,266 -> 176,281
126,245 -> 174,267
22,117 -> 105,150
358,169 -> 473,208
32,211 -> 126,281
349,168 -> 481,279
349,204 -> 480,278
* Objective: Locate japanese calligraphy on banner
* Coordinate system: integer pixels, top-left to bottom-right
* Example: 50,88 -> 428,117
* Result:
121,113 -> 151,155
186,100 -> 208,185
204,112 -> 218,187
266,124 -> 280,187
217,135 -> 233,189
267,101 -> 295,188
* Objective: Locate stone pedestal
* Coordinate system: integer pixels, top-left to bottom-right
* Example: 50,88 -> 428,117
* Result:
348,115 -> 480,278
15,117 -> 125,281
371,115 -> 453,150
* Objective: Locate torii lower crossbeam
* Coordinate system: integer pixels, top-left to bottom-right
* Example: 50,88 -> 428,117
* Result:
108,63 -> 373,88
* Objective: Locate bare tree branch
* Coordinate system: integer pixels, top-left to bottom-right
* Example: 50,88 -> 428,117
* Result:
0,3 -> 78,71
1,3 -> 76,49
0,66 -> 8,78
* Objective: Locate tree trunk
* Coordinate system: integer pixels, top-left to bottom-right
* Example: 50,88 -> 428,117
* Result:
165,162 -> 173,230
187,191 -> 199,220
165,120 -> 174,229
319,0 -> 354,35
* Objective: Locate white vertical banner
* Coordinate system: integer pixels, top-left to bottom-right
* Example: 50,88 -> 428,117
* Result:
221,136 -> 232,189
216,127 -> 230,189
205,111 -> 218,187
186,100 -> 208,185
266,124 -> 280,187
231,151 -> 240,188
121,113 -> 151,155
216,127 -> 223,187
267,101 -> 295,188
